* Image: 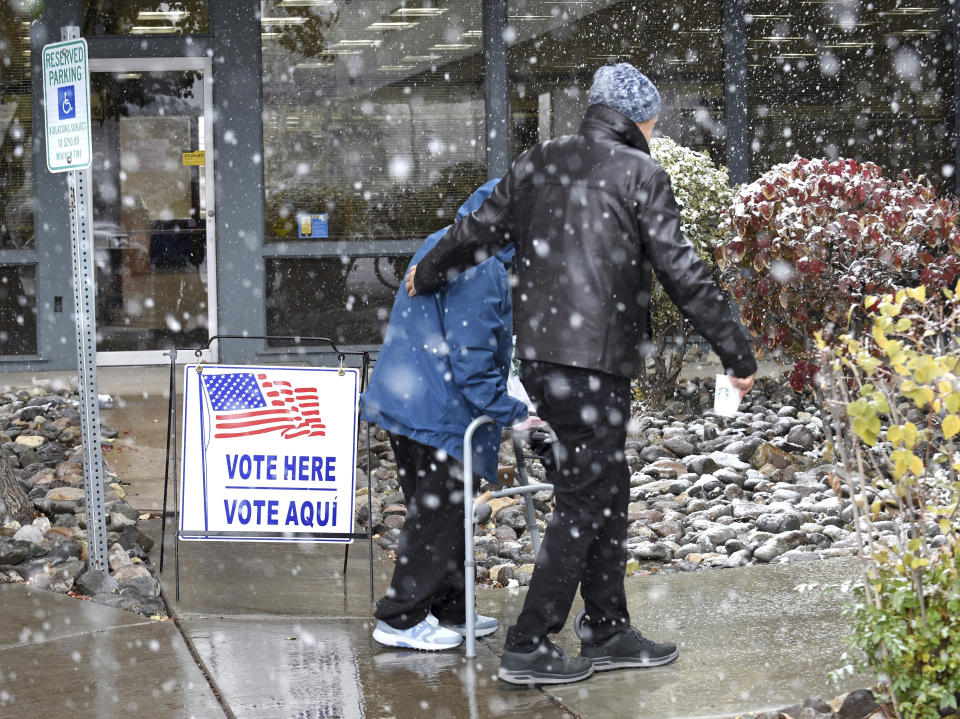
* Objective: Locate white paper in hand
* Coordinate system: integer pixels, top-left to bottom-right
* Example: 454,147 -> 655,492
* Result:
714,374 -> 742,417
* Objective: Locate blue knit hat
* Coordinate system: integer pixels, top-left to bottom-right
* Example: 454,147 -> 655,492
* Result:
587,63 -> 661,124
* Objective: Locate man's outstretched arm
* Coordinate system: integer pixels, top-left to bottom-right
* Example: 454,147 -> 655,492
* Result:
407,154 -> 533,297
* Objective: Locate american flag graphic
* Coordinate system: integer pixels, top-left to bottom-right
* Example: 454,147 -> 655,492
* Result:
201,372 -> 327,440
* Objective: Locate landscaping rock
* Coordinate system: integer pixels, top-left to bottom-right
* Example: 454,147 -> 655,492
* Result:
76,569 -> 120,596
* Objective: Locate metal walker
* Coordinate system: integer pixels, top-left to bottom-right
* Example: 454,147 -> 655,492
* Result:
461,416 -> 558,657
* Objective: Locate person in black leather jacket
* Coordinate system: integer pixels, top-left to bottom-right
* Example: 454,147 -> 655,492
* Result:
406,63 -> 758,686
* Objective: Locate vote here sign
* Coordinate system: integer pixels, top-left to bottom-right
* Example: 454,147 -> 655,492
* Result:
42,38 -> 91,172
179,365 -> 360,542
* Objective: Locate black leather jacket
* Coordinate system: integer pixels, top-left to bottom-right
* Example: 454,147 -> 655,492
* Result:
414,104 -> 758,380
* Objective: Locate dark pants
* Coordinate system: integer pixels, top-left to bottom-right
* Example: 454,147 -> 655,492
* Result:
505,362 -> 632,651
373,433 -> 467,629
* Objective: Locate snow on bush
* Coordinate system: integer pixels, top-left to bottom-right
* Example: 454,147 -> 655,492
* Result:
715,156 -> 960,390
637,137 -> 732,407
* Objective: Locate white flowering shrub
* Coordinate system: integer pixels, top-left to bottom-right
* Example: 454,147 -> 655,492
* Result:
638,137 -> 733,408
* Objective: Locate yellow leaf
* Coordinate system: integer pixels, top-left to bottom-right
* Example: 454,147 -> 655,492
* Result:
872,323 -> 889,349
874,395 -> 890,415
906,286 -> 927,303
944,414 -> 960,440
853,418 -> 872,445
947,393 -> 960,414
886,340 -> 906,365
887,425 -> 903,446
903,385 -> 935,408
893,453 -> 908,478
903,422 -> 919,448
913,356 -> 940,384
940,518 -> 953,535
909,453 -> 924,476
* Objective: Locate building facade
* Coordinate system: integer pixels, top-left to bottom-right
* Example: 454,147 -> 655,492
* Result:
1,0 -> 958,370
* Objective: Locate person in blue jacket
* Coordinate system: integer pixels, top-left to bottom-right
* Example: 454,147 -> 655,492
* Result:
360,179 -> 529,651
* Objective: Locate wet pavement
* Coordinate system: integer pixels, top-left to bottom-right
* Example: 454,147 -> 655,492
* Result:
0,583 -> 222,717
159,531 -> 866,719
0,364 -> 871,718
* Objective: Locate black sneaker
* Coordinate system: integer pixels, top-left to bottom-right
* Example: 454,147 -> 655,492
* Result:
576,610 -> 679,671
498,638 -> 594,685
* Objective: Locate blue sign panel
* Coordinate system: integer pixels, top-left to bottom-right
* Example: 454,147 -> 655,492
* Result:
58,85 -> 76,120
298,214 -> 329,239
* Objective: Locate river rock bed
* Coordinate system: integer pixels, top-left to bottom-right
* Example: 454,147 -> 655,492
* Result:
0,382 -> 164,618
734,688 -> 885,719
355,375 -> 909,588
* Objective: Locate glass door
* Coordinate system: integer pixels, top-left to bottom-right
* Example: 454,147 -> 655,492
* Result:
89,57 -> 216,364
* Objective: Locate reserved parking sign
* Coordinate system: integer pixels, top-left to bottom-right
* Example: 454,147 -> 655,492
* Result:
179,365 -> 359,542
42,38 -> 91,172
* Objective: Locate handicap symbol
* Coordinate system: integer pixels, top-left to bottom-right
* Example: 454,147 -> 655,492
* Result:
58,86 -> 76,120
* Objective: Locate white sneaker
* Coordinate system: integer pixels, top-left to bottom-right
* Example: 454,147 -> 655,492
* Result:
372,615 -> 463,651
428,612 -> 500,637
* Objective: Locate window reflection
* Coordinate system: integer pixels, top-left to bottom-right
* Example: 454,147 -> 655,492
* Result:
746,0 -> 953,187
265,256 -> 409,346
508,0 -> 726,163
0,8 -> 34,251
0,265 -> 37,356
82,1 -> 210,36
90,71 -> 209,353
260,0 -> 486,245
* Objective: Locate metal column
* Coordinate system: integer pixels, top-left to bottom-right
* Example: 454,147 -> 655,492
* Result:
951,0 -> 960,198
722,0 -> 750,185
63,25 -> 109,572
483,0 -> 511,178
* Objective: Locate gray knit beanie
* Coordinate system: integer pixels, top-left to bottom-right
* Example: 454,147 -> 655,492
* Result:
587,63 -> 661,124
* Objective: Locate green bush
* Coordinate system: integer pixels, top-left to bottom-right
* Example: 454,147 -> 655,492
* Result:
817,284 -> 960,718
635,137 -> 732,408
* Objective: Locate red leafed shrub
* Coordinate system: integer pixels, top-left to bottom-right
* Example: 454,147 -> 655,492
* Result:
716,156 -> 960,387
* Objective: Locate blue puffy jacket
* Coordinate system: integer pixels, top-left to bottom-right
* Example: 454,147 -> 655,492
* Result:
359,180 -> 528,483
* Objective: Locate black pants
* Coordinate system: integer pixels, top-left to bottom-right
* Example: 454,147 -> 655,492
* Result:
373,433 -> 467,629
505,362 -> 632,651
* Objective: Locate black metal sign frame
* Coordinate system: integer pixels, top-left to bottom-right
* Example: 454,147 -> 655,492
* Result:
157,334 -> 374,603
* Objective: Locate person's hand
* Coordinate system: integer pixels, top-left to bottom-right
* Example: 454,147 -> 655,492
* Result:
730,373 -> 755,397
405,265 -> 418,297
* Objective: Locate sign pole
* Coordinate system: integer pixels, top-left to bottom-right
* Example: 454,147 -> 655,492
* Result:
53,26 -> 108,572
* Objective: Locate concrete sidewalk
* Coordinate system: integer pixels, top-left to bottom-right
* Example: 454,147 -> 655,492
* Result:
0,583 -> 222,716
0,363 -> 871,718
1,536 -> 866,718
